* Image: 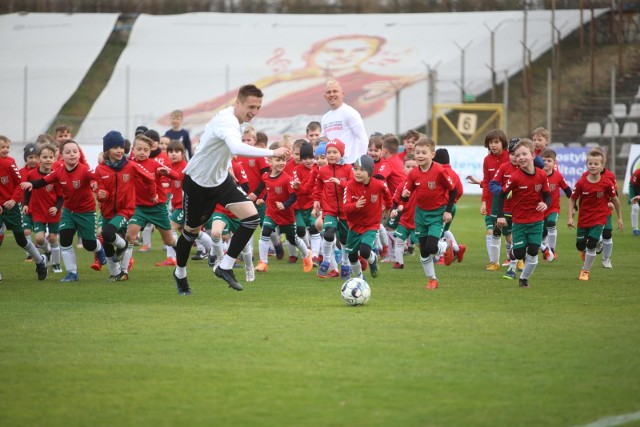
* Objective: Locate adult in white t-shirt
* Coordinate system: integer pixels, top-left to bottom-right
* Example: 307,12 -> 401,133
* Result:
174,84 -> 290,294
320,79 -> 368,164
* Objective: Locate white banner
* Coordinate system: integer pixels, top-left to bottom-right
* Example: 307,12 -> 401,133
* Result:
77,9 -> 606,145
0,13 -> 118,144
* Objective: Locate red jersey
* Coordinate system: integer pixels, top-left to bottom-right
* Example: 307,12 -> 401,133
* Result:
312,163 -> 354,219
169,160 -> 188,209
293,163 -> 315,210
441,163 -> 463,204
404,162 -> 455,211
571,174 -> 617,228
130,158 -> 161,207
237,155 -> 269,198
283,158 -> 298,177
152,153 -> 173,202
19,165 -> 37,183
42,163 -> 96,213
492,162 -> 519,213
262,171 -> 296,225
580,168 -> 617,194
373,158 -> 387,178
631,168 -> 640,194
95,161 -> 156,219
482,150 -> 509,211
382,154 -> 405,197
25,168 -> 63,223
0,156 -> 23,203
502,167 -> 550,224
231,159 -> 249,188
343,177 -> 392,234
394,180 -> 417,230
546,170 -> 571,214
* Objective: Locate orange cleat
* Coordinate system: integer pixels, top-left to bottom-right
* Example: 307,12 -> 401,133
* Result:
128,257 -> 135,272
155,257 -> 177,267
443,239 -> 454,266
380,245 -> 389,259
302,251 -> 313,273
426,278 -> 439,290
579,270 -> 590,281
486,262 -> 500,271
90,260 -> 102,271
138,244 -> 150,253
255,260 -> 268,273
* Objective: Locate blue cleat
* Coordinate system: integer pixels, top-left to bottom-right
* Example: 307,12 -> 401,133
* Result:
61,272 -> 79,282
317,260 -> 330,278
96,247 -> 107,266
340,264 -> 351,280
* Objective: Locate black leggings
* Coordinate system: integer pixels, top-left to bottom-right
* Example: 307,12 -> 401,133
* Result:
60,228 -> 97,251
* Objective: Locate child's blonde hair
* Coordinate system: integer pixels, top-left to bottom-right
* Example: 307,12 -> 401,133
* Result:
532,127 -> 550,141
414,136 -> 436,151
513,138 -> 535,154
170,109 -> 183,119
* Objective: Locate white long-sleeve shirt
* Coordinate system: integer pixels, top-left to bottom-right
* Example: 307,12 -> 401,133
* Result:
184,106 -> 273,187
321,103 -> 368,164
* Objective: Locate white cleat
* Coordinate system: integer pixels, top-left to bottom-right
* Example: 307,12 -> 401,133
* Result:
601,258 -> 612,268
245,266 -> 255,282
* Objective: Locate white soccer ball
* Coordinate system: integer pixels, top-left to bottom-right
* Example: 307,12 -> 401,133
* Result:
341,278 -> 371,306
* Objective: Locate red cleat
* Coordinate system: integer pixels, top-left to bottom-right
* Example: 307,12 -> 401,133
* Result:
392,262 -> 404,269
155,257 -> 177,267
128,257 -> 135,272
90,260 -> 102,271
326,269 -> 340,278
456,244 -> 466,263
426,278 -> 439,290
288,256 -> 298,264
380,245 -> 389,259
359,256 -> 368,272
443,239 -> 454,266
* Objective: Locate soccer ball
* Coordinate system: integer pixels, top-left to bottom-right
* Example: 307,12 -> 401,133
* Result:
341,278 -> 371,306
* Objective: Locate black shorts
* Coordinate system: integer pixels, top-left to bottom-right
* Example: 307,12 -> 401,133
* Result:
182,174 -> 250,229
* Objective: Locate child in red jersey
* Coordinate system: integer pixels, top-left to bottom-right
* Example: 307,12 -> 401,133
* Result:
496,138 -> 551,289
389,153 -> 418,269
532,127 -> 550,157
156,139 -> 189,267
0,135 -> 48,281
19,143 -> 40,261
630,166 -> 640,236
123,135 -> 180,276
397,129 -> 420,162
343,155 -> 392,280
401,137 -> 456,290
22,144 -> 63,273
313,139 -> 354,279
367,135 -> 391,260
467,129 -> 509,270
95,131 -> 156,281
283,139 -> 306,263
380,134 -> 406,197
22,139 -> 107,282
255,142 -> 313,274
433,148 -> 467,265
540,148 -> 572,257
568,149 -> 622,281
291,142 -> 322,265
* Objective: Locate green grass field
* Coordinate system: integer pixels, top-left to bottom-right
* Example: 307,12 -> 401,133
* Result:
1,196 -> 639,427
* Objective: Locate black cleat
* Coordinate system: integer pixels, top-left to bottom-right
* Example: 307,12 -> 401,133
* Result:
191,250 -> 206,260
215,266 -> 244,291
207,253 -> 217,268
173,271 -> 192,295
36,257 -> 48,281
519,278 -> 529,288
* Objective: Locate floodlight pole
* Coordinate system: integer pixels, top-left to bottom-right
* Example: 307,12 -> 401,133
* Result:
484,22 -> 504,103
503,70 -> 509,135
610,65 -> 617,176
422,60 -> 440,136
23,65 -> 28,144
454,41 -> 472,103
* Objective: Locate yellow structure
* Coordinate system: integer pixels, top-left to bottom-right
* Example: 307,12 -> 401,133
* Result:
432,103 -> 504,145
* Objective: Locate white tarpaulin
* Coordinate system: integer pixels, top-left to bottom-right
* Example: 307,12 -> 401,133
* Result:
0,12 -> 118,143
77,9 -> 606,145
623,144 -> 640,195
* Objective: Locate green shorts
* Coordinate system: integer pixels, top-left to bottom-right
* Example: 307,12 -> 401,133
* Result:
263,215 -> 295,238
544,212 -> 558,227
33,221 -> 60,234
22,214 -> 33,231
442,204 -> 457,233
0,204 -> 24,232
604,214 -> 613,232
170,208 -> 184,226
394,224 -> 417,244
485,214 -> 493,230
59,209 -> 97,240
577,225 -> 605,246
414,206 -> 446,240
102,215 -> 128,235
496,213 -> 513,237
345,229 -> 377,255
323,215 -> 349,241
128,204 -> 171,230
295,208 -> 314,228
211,212 -> 240,235
511,221 -> 544,251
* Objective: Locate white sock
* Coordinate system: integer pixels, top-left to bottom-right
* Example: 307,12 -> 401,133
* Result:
42,240 -> 51,254
142,224 -> 153,246
212,236 -> 224,258
219,254 -> 236,270
93,239 -> 103,254
61,245 -> 77,274
310,233 -> 322,259
23,240 -> 44,264
520,253 -> 539,280
602,237 -> 613,259
350,260 -> 363,278
196,231 -> 213,253
490,236 -> 501,264
175,266 -> 187,279
113,234 -> 126,249
443,230 -> 459,252
270,231 -> 280,247
121,243 -> 134,274
394,236 -> 405,265
631,203 -> 639,230
259,235 -> 270,263
51,242 -> 61,265
106,258 -> 120,276
295,236 -> 309,258
420,255 -> 436,279
547,226 -> 557,249
322,238 -> 334,262
583,248 -> 597,271
378,223 -> 389,247
341,246 -> 349,266
166,245 -> 176,259
436,239 -> 448,256
241,243 -> 253,268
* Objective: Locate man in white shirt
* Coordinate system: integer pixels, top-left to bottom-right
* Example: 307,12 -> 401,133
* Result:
320,79 -> 369,164
174,84 -> 290,295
